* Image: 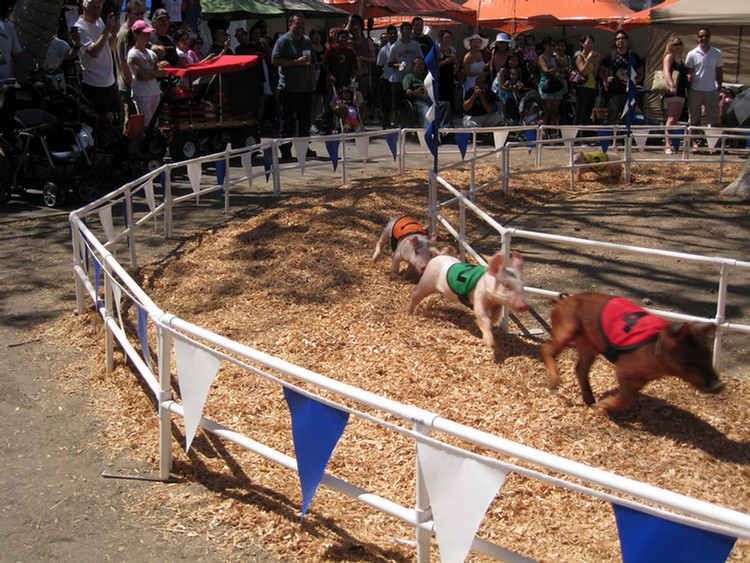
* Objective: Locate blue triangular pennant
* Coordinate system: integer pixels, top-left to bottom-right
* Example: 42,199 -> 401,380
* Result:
612,503 -> 736,563
160,171 -> 166,198
325,140 -> 340,171
455,132 -> 470,159
216,159 -> 226,185
668,129 -> 682,151
263,147 -> 272,181
425,121 -> 438,158
385,132 -> 398,160
745,132 -> 750,149
526,128 -> 537,153
93,256 -> 102,308
283,388 -> 349,519
136,304 -> 154,372
424,44 -> 438,81
597,129 -> 612,152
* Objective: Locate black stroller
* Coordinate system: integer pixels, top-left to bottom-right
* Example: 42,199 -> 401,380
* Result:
0,77 -> 103,208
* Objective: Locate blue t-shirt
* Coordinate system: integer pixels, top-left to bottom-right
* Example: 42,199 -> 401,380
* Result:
272,31 -> 314,93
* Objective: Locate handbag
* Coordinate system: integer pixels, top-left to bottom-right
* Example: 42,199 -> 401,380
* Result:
651,70 -> 680,95
568,67 -> 586,85
542,76 -> 563,94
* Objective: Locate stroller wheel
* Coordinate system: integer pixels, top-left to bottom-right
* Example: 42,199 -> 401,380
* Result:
169,133 -> 200,161
77,179 -> 101,203
42,182 -> 66,208
231,127 -> 260,150
0,179 -> 10,205
205,132 -> 227,155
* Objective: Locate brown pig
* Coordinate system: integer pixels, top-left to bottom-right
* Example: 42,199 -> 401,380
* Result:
372,216 -> 445,279
407,252 -> 529,349
541,292 -> 725,411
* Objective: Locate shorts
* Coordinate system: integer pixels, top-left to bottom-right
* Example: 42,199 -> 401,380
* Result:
665,96 -> 685,104
82,82 -> 119,117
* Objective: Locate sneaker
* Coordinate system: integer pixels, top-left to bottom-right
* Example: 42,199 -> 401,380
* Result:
310,124 -> 319,134
665,147 -> 674,155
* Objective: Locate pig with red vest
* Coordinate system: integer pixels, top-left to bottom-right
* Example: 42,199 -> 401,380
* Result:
407,252 -> 529,349
372,216 -> 447,279
542,292 -> 725,411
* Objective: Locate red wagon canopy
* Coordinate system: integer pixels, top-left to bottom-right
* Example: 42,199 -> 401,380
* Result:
163,55 -> 260,78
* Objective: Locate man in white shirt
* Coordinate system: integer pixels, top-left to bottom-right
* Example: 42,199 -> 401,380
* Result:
0,4 -> 24,81
76,0 -> 120,123
685,27 -> 723,128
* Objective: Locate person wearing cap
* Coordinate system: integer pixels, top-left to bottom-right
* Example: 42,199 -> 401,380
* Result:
150,8 -> 180,66
462,34 -> 489,95
115,0 -> 145,133
271,13 -> 316,160
127,19 -> 167,126
489,32 -> 512,83
75,0 -> 120,123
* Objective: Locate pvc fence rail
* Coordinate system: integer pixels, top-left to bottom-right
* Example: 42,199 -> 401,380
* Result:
69,126 -> 750,563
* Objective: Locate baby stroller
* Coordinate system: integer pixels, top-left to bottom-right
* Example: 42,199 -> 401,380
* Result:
0,78 -> 102,207
331,82 -> 363,134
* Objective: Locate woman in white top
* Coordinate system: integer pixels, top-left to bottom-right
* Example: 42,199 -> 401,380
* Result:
127,20 -> 167,126
462,34 -> 488,95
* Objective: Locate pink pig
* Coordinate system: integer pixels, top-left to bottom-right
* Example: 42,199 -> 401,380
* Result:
407,252 -> 529,348
372,216 -> 444,279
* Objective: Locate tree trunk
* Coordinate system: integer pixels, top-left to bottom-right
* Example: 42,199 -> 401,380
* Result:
9,0 -> 66,81
722,157 -> 750,201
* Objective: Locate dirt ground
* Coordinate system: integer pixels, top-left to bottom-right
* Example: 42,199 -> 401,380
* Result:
1,159 -> 748,562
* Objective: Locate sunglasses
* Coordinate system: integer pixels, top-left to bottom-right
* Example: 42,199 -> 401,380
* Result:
698,34 -> 710,39
672,42 -> 683,46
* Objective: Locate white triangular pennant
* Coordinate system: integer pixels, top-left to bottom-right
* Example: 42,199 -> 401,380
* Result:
493,130 -> 509,148
98,205 -> 115,242
632,132 -> 647,149
705,129 -> 723,149
355,136 -> 369,159
293,139 -> 309,174
559,126 -> 579,140
173,337 -> 222,451
240,152 -> 254,189
417,441 -> 509,563
186,162 -> 202,198
112,282 -> 123,330
143,179 -> 155,213
417,130 -> 428,151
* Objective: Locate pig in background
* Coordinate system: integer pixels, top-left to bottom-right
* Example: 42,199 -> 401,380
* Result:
372,216 -> 449,279
407,251 -> 529,349
541,292 -> 725,411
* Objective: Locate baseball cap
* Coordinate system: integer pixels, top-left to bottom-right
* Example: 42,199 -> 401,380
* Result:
131,20 -> 155,34
152,8 -> 169,20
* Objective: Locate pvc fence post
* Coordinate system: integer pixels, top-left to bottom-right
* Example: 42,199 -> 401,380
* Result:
71,223 -> 86,315
502,146 -> 509,194
500,232 -> 512,333
103,261 -> 114,373
157,324 -> 173,480
624,136 -> 632,183
272,140 -> 281,197
712,262 -> 730,372
223,152 -> 231,214
459,198 -> 467,262
470,157 -> 476,200
164,169 -> 173,238
414,421 -> 432,563
342,136 -> 348,185
569,140 -> 575,190
428,171 -> 436,236
124,187 -> 138,268
535,126 -> 542,167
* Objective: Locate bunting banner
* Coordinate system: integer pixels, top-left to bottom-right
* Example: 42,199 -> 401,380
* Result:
93,256 -> 102,308
293,139 -> 309,173
263,147 -> 273,180
425,121 -> 438,158
385,132 -> 399,160
283,388 -> 349,519
746,132 -> 750,149
355,136 -> 369,160
493,129 -> 509,148
632,131 -> 647,150
173,336 -> 222,451
705,129 -> 723,150
668,129 -> 682,152
215,158 -> 226,185
143,178 -> 156,214
424,44 -> 440,167
417,441 -> 509,563
136,304 -> 153,373
417,129 -> 429,151
186,162 -> 202,198
559,126 -> 579,141
622,50 -> 637,133
325,140 -> 340,171
240,152 -> 254,189
455,132 -> 470,159
159,171 -> 166,198
612,503 -> 737,563
597,129 -> 613,152
98,205 -> 115,243
526,128 -> 537,153
111,282 -> 124,330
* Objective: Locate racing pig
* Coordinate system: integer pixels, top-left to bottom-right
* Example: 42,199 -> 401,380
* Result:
406,252 -> 529,349
541,292 -> 725,411
372,216 -> 443,279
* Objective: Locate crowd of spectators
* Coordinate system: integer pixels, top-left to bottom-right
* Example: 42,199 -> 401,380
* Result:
0,1 -> 730,159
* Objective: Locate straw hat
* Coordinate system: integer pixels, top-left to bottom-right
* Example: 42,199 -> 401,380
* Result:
463,33 -> 489,50
491,32 -> 514,49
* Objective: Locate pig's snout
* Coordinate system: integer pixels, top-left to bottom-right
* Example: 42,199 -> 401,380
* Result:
509,297 -> 529,313
705,379 -> 725,394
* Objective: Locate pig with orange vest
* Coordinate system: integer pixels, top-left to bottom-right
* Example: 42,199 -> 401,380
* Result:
372,216 -> 448,279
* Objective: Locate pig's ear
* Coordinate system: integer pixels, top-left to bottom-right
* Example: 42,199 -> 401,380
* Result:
429,233 -> 437,244
510,252 -> 523,270
691,322 -> 716,342
487,252 -> 506,275
662,322 -> 689,343
410,236 -> 419,247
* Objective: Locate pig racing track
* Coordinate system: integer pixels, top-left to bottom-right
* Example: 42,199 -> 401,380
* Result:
67,127 -> 750,563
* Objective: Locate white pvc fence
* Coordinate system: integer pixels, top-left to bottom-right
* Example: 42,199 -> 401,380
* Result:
69,126 -> 750,563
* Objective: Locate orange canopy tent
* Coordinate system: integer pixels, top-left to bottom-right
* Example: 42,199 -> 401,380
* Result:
463,0 -> 638,34
321,0 -> 477,27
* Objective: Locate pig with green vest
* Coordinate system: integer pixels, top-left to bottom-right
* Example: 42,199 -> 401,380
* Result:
407,252 -> 529,349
